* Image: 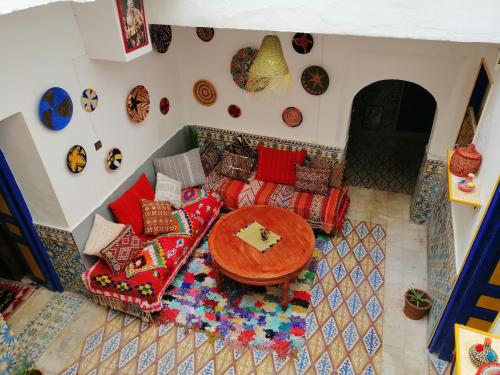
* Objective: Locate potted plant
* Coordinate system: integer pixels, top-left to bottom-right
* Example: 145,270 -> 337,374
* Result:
404,287 -> 432,320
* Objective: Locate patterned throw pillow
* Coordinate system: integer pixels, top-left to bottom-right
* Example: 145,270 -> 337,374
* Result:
84,214 -> 125,257
153,148 -> 206,189
155,173 -> 181,209
310,158 -> 346,188
100,225 -> 143,274
141,199 -> 176,236
200,142 -> 220,176
215,151 -> 254,181
294,165 -> 330,195
225,135 -> 258,159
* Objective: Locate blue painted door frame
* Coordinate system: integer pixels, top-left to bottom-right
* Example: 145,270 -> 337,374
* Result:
0,148 -> 63,291
428,180 -> 500,360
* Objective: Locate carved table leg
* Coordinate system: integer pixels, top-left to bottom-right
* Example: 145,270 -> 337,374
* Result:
214,266 -> 223,291
280,280 -> 290,310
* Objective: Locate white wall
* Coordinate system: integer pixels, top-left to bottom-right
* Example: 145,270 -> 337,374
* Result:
173,26 -> 497,159
0,2 -> 184,229
146,0 -> 500,44
452,67 -> 500,271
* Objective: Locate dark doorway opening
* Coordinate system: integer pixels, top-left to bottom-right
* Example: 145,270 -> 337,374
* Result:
345,80 -> 437,194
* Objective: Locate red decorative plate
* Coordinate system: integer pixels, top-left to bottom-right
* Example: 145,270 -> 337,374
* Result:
301,65 -> 330,95
477,362 -> 500,374
292,33 -> 314,54
160,97 -> 170,115
127,85 -> 150,122
196,27 -> 214,42
228,104 -> 241,118
193,80 -> 217,106
282,107 -> 303,127
230,47 -> 265,92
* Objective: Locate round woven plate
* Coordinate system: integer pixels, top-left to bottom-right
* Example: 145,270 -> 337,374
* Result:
230,47 -> 264,92
149,24 -> 172,53
127,85 -> 150,122
282,107 -> 303,127
193,80 -> 217,106
160,97 -> 170,115
39,87 -> 73,131
196,27 -> 214,42
292,33 -> 314,54
80,88 -> 98,112
228,104 -> 241,118
66,145 -> 86,174
477,362 -> 500,374
301,65 -> 330,95
106,148 -> 122,171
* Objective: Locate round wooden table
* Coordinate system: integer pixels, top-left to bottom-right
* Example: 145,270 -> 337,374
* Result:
208,205 -> 315,310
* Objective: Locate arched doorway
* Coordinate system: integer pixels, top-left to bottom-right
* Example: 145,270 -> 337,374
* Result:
345,80 -> 436,194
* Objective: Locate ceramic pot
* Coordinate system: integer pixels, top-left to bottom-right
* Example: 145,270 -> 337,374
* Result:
404,289 -> 432,320
450,144 -> 482,177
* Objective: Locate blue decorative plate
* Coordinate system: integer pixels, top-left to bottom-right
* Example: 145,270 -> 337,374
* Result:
39,87 -> 73,131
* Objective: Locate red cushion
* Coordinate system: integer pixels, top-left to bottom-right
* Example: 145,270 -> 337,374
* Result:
256,145 -> 306,185
100,225 -> 143,275
108,174 -> 154,235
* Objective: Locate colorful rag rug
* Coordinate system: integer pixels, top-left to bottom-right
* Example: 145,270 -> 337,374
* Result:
16,293 -> 83,364
158,240 -> 317,358
62,219 -> 386,374
0,279 -> 38,319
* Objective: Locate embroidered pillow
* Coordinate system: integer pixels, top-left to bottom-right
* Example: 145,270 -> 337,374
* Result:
141,199 -> 176,236
215,151 -> 253,181
83,214 -> 125,257
100,225 -> 143,274
310,158 -> 346,188
155,173 -> 181,209
153,148 -> 206,189
200,142 -> 221,176
225,135 -> 257,159
256,145 -> 307,185
108,174 -> 155,235
294,165 -> 330,195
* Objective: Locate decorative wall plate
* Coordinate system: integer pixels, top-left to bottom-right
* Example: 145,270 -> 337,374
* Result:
282,107 -> 303,127
149,24 -> 172,53
39,87 -> 73,131
230,47 -> 264,92
196,27 -> 214,42
301,65 -> 330,95
127,85 -> 150,122
228,104 -> 241,118
80,88 -> 98,112
292,33 -> 314,54
106,148 -> 122,171
66,145 -> 86,174
193,80 -> 217,106
160,97 -> 170,115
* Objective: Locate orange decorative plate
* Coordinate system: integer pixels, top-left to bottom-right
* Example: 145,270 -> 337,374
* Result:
193,80 -> 217,106
282,107 -> 303,127
127,85 -> 150,122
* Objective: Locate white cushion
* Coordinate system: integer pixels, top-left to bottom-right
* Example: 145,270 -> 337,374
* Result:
155,173 -> 182,208
83,214 -> 125,257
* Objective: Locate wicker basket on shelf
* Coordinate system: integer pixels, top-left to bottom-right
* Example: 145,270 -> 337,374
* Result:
450,144 -> 482,177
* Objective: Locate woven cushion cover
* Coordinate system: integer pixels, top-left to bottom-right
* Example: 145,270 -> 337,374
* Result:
256,145 -> 306,185
108,174 -> 155,235
153,148 -> 205,189
84,214 -> 125,257
141,199 -> 176,236
100,226 -> 143,275
83,192 -> 223,312
200,143 -> 220,176
215,151 -> 253,181
206,170 -> 349,234
310,157 -> 346,188
155,173 -> 181,208
294,164 -> 330,196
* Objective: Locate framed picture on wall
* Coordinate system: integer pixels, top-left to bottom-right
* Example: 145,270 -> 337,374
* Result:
116,0 -> 149,53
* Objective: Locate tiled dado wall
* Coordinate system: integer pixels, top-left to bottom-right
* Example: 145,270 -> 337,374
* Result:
36,224 -> 89,296
410,155 -> 447,224
425,170 -> 457,340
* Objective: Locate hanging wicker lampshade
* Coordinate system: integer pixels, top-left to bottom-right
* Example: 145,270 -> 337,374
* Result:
246,35 -> 291,92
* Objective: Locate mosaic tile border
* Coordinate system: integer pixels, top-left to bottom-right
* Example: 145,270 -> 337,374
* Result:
36,224 -> 89,296
193,125 -> 344,161
409,156 -> 446,224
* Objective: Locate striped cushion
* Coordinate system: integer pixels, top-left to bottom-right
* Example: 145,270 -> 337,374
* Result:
153,149 -> 206,189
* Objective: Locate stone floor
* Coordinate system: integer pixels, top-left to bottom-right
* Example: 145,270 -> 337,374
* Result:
6,186 -> 430,374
